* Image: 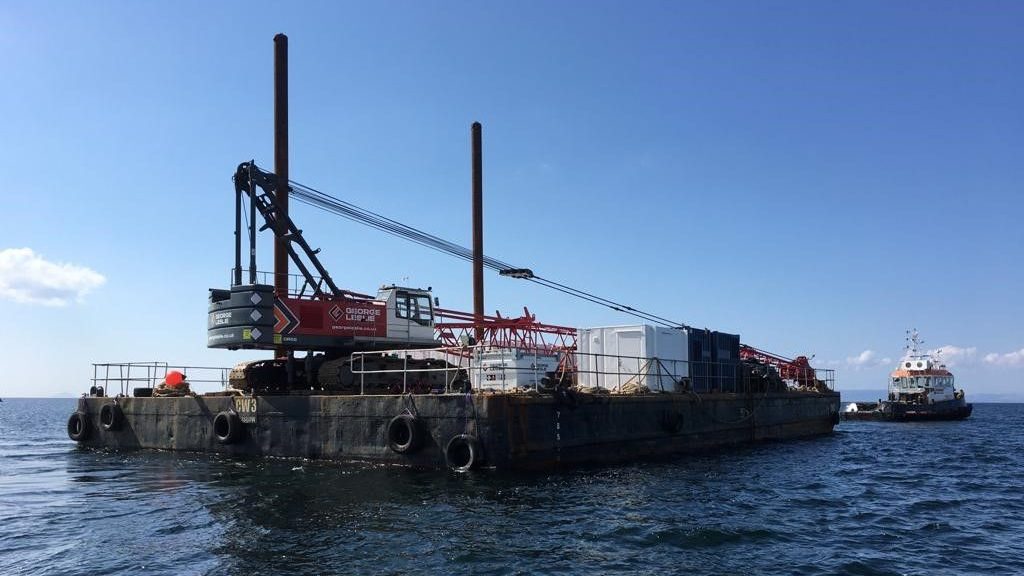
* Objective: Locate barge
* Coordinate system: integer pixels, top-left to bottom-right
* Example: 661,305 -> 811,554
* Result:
66,34 -> 841,470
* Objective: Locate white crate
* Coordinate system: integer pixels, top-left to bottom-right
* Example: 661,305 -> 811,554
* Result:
469,348 -> 561,390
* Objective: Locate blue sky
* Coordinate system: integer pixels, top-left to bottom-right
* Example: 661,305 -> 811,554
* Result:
0,1 -> 1021,397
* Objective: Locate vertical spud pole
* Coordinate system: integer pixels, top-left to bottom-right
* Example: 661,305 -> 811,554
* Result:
274,33 -> 289,358
472,122 -> 484,344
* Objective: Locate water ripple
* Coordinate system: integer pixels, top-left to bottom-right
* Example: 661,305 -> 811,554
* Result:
1,400 -> 1022,575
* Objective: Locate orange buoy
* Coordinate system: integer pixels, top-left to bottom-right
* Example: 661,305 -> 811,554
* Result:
165,370 -> 186,388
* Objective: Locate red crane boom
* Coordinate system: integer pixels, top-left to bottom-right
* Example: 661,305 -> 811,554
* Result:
740,344 -> 818,387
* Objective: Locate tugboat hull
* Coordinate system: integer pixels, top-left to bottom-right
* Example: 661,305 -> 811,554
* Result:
842,398 -> 972,422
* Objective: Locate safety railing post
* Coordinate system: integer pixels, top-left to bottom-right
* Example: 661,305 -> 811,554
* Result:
533,349 -> 539,393
447,352 -> 454,394
475,348 -> 482,394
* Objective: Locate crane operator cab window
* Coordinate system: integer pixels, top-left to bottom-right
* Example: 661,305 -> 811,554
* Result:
395,290 -> 433,326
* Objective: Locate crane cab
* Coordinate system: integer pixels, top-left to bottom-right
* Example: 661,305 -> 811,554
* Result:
376,285 -> 437,346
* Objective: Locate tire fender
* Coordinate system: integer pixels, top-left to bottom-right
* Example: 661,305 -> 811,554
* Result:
67,411 -> 91,442
445,434 -> 481,472
213,410 -> 244,444
386,414 -> 423,454
100,403 -> 124,431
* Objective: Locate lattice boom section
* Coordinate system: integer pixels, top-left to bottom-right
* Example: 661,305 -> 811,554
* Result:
434,307 -> 577,355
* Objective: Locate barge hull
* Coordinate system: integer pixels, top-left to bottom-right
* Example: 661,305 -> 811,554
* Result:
74,392 -> 840,470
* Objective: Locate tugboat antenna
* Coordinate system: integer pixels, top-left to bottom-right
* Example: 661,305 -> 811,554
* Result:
905,328 -> 925,358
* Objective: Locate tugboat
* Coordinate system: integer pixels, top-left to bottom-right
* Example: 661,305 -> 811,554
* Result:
843,330 -> 972,422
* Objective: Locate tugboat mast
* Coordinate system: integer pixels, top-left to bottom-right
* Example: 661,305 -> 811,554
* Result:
905,329 -> 925,359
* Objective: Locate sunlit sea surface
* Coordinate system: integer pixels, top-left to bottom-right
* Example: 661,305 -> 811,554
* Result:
1,399 -> 1022,575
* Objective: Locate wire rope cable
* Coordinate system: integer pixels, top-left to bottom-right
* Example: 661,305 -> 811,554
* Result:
283,174 -> 689,329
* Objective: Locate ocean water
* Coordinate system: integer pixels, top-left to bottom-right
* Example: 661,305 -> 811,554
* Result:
0,399 -> 1022,576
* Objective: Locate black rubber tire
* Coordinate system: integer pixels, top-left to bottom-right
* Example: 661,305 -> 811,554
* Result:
133,387 -> 153,398
67,411 -> 90,442
213,411 -> 243,444
386,414 -> 423,454
445,434 -> 481,472
100,403 -> 123,431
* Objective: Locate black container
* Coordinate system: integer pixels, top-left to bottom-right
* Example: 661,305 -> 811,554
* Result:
712,331 -> 740,392
686,328 -> 741,392
711,331 -> 740,364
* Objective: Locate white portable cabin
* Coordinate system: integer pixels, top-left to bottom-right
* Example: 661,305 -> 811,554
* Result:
576,325 -> 689,391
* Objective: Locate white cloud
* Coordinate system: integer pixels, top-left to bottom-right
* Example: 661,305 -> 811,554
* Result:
835,344 -> 984,373
0,248 -> 106,306
847,350 -> 876,367
928,345 -> 977,367
983,349 -> 1024,367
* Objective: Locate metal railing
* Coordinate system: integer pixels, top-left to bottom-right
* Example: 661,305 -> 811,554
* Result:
349,345 -> 836,395
349,349 -> 471,395
86,351 -> 835,397
227,268 -> 369,300
90,362 -> 232,397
